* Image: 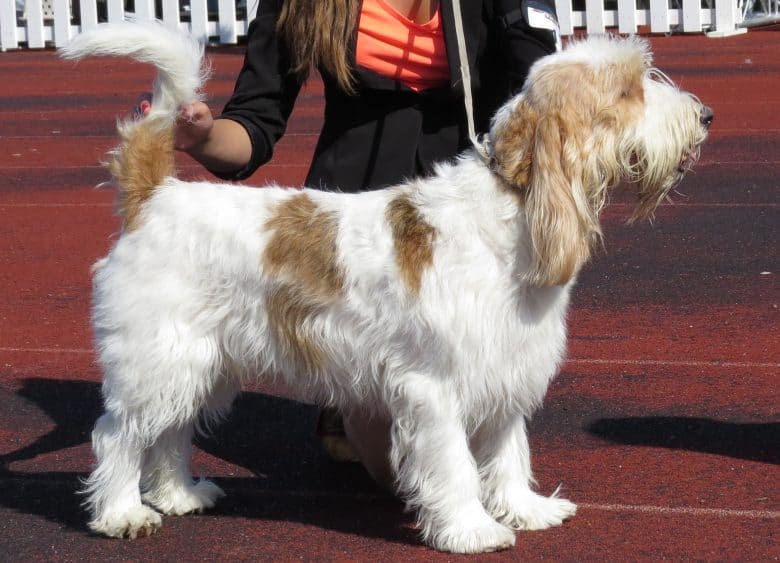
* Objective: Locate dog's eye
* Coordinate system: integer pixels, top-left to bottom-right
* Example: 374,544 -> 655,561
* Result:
621,90 -> 631,98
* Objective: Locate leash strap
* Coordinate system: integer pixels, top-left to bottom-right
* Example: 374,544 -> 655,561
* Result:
450,0 -> 492,163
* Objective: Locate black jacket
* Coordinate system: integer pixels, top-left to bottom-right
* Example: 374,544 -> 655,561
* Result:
219,0 -> 557,190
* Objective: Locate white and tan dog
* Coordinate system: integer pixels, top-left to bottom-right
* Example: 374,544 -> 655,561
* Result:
62,22 -> 710,553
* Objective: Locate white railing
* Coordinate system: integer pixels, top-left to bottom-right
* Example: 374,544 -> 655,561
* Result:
1,0 -> 745,51
741,0 -> 780,27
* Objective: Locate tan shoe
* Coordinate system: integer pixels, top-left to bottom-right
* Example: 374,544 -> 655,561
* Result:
316,407 -> 359,462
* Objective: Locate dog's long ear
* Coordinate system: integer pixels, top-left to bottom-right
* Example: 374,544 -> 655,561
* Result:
491,98 -> 539,188
525,112 -> 599,287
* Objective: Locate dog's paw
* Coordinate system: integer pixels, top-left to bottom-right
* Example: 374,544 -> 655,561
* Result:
491,489 -> 577,531
429,510 -> 516,553
143,479 -> 225,516
89,504 -> 162,539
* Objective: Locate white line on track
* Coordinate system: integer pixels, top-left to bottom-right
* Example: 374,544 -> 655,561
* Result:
579,502 -> 780,520
0,203 -> 112,207
1,347 -> 777,370
566,358 -> 778,369
0,347 -> 93,354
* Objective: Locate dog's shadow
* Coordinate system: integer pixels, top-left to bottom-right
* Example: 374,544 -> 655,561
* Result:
587,417 -> 779,465
5,379 -> 777,542
0,378 -> 414,544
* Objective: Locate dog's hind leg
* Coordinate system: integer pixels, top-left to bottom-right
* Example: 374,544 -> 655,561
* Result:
388,378 -> 516,554
84,316 -> 228,537
139,379 -> 236,515
140,426 -> 225,516
475,415 -> 577,530
82,411 -> 162,538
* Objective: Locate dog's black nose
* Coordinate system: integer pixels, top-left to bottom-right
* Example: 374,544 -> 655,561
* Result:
700,106 -> 714,129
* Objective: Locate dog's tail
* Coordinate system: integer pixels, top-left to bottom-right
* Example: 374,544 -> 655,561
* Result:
61,21 -> 208,230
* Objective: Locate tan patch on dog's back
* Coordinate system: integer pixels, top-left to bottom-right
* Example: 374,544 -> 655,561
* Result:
263,193 -> 344,372
264,193 -> 344,297
387,193 -> 436,296
110,121 -> 175,232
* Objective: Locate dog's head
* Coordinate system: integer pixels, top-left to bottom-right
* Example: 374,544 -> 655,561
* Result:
489,36 -> 711,286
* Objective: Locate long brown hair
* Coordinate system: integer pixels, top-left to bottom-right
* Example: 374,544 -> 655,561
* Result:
276,0 -> 359,92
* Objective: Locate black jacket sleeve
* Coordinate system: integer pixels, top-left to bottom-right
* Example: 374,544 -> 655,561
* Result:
216,0 -> 302,180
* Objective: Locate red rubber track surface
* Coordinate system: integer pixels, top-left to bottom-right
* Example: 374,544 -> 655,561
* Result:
0,29 -> 778,561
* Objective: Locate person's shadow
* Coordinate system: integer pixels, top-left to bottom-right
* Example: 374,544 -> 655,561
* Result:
0,377 -> 413,544
587,417 -> 779,464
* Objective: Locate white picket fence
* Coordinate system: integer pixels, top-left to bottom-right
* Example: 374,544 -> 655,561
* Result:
0,0 -> 749,51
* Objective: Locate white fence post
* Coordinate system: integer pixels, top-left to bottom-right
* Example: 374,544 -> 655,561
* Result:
650,0 -> 672,33
585,0 -> 606,34
78,0 -> 99,29
683,0 -> 704,32
133,0 -> 155,22
710,0 -> 747,35
555,0 -> 574,36
161,0 -> 181,31
189,0 -> 210,44
52,0 -> 71,47
618,0 -> 638,34
25,0 -> 47,47
0,0 -> 17,50
218,0 -> 237,43
105,0 -> 122,23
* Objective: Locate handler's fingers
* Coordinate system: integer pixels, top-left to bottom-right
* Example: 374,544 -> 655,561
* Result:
174,101 -> 214,151
179,101 -> 211,123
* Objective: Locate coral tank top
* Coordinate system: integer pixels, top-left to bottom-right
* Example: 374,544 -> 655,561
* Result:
355,0 -> 450,91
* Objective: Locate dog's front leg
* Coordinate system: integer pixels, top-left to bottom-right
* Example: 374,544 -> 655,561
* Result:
388,379 -> 515,553
475,415 -> 576,530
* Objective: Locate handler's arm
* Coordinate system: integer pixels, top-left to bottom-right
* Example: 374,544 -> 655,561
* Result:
177,105 -> 254,175
213,0 -> 303,181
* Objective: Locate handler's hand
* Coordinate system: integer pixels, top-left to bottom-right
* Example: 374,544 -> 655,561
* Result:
174,101 -> 214,153
133,92 -> 252,174
133,93 -> 214,154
